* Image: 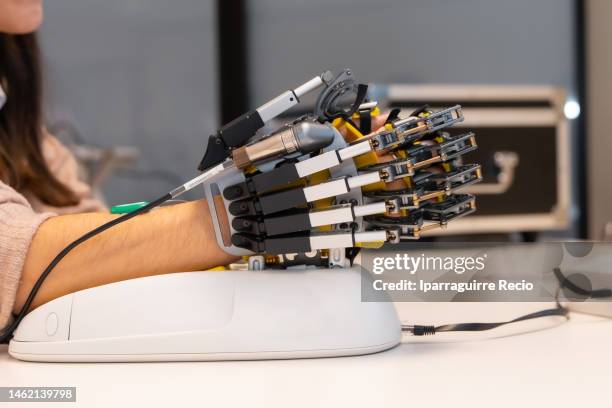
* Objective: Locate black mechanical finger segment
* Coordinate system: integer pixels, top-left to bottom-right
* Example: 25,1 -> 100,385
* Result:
230,195 -> 475,253
231,231 -> 312,254
230,172 -> 384,217
363,193 -> 474,241
359,137 -> 476,186
232,201 -> 388,238
422,194 -> 476,224
353,105 -> 463,152
368,105 -> 464,152
423,164 -> 482,192
365,163 -> 481,212
232,216 -> 267,236
228,197 -> 261,217
424,105 -> 464,133
435,132 -> 478,161
363,158 -> 417,182
392,132 -> 478,170
411,170 -> 436,186
232,208 -> 310,237
228,185 -> 307,217
365,211 -> 425,241
223,181 -> 252,201
223,162 -> 301,201
231,233 -> 267,254
365,186 -> 433,212
233,229 -> 390,254
367,128 -> 421,152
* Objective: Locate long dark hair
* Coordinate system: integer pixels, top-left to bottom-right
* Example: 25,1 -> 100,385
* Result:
0,32 -> 78,206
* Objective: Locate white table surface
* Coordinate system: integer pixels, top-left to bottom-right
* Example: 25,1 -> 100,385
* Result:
1,303 -> 611,408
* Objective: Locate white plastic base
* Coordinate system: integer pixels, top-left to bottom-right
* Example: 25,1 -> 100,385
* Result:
9,268 -> 401,362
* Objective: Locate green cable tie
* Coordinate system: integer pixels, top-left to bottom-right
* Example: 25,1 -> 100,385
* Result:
110,201 -> 150,214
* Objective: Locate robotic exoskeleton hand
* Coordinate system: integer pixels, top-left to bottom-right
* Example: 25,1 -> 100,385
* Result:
198,69 -> 482,269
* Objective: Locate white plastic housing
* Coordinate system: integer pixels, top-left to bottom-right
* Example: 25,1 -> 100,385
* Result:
9,268 -> 401,362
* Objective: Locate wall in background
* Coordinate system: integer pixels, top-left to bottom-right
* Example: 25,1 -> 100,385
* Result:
41,0 -> 217,204
247,0 -> 576,102
586,0 -> 612,239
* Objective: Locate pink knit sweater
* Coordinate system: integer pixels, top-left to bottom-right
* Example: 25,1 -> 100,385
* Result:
0,133 -> 106,329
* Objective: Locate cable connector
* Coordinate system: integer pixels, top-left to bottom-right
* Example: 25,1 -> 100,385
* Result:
402,325 -> 436,336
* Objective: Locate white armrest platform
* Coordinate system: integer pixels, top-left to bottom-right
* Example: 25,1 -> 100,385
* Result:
9,268 -> 400,362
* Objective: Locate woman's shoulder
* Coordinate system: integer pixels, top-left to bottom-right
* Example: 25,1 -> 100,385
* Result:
33,130 -> 107,214
0,179 -> 33,208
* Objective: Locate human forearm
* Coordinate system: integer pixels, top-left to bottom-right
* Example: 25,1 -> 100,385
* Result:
14,199 -> 237,312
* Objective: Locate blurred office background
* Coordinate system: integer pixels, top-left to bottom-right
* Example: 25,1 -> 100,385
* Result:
39,0 -> 612,241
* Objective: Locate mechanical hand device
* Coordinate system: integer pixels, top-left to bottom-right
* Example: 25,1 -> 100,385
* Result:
0,68 -> 479,344
198,71 -> 482,269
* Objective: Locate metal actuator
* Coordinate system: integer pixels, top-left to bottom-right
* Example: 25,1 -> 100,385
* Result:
198,69 -> 367,172
199,69 -> 482,268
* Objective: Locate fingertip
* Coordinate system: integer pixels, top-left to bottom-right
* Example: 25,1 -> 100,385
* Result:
372,111 -> 390,130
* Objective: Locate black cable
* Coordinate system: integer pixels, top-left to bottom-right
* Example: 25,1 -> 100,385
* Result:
403,305 -> 569,336
0,193 -> 172,344
402,264 -> 612,337
553,267 -> 612,298
346,247 -> 361,267
436,306 -> 568,333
